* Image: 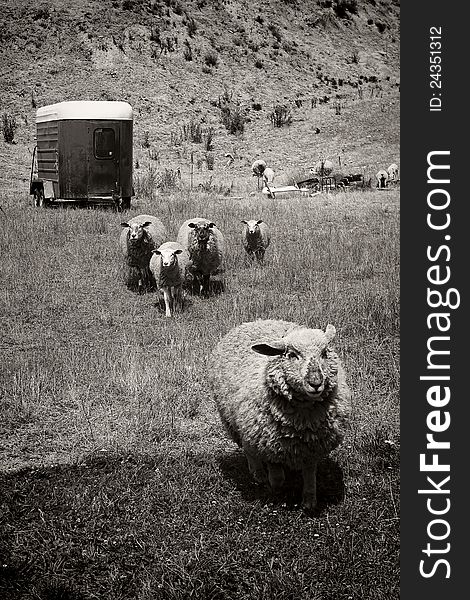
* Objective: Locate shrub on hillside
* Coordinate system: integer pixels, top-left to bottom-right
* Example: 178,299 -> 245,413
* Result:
205,152 -> 215,170
268,24 -> 282,43
203,127 -> 215,151
333,0 -> 358,18
218,90 -> 246,135
2,113 -> 17,144
270,105 -> 292,128
204,51 -> 218,67
181,119 -> 204,143
183,40 -> 192,61
186,17 -> 197,37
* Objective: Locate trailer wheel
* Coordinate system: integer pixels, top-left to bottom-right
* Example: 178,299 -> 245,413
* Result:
120,197 -> 131,211
33,187 -> 46,208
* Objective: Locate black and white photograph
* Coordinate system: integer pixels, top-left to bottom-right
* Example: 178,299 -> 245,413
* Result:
1,1 -> 412,598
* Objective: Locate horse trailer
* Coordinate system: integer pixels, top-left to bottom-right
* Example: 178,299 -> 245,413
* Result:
30,100 -> 134,210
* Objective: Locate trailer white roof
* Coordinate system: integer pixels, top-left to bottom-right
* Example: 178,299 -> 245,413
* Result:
36,101 -> 133,123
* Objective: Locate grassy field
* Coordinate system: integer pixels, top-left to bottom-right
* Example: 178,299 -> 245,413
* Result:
0,186 -> 399,599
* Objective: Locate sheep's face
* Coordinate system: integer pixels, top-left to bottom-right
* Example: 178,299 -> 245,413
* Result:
252,324 -> 339,403
241,219 -> 263,236
188,222 -> 215,246
154,247 -> 182,268
121,221 -> 153,245
252,160 -> 266,176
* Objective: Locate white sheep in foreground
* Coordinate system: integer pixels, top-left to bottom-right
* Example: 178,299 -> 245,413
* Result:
120,214 -> 167,292
176,218 -> 224,296
375,169 -> 389,188
209,319 -> 351,511
241,219 -> 270,263
149,241 -> 190,317
387,163 -> 399,181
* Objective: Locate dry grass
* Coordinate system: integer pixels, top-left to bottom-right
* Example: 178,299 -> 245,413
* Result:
0,1 -> 400,596
0,186 -> 399,599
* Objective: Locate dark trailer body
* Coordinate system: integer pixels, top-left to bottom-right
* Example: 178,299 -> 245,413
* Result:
30,100 -> 133,210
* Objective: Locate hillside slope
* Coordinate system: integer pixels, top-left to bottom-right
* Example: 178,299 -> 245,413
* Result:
0,0 -> 400,196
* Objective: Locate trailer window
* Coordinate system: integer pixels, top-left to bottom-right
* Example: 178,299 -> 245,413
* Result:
94,128 -> 115,159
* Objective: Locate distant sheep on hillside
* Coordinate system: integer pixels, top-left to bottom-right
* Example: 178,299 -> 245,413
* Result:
375,169 -> 389,189
387,163 -> 399,181
262,167 -> 275,186
312,160 -> 334,177
251,160 -> 267,177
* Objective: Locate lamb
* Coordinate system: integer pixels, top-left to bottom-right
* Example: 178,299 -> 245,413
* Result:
120,214 -> 167,292
149,241 -> 190,317
176,218 -> 224,296
209,319 -> 351,511
387,163 -> 399,181
241,219 -> 270,263
375,169 -> 389,188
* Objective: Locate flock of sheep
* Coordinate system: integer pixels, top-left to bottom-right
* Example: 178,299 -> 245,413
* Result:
119,211 -> 351,511
376,163 -> 399,188
252,158 -> 400,194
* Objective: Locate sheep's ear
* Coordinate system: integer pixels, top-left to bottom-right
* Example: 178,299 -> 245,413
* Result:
208,222 -> 216,228
252,341 -> 285,356
241,220 -> 248,224
325,324 -> 336,343
174,249 -> 183,255
256,219 -> 263,225
188,222 -> 196,228
152,249 -> 161,255
141,221 -> 153,228
121,222 -> 130,228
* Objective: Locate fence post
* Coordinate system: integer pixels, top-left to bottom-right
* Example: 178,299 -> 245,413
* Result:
190,152 -> 194,191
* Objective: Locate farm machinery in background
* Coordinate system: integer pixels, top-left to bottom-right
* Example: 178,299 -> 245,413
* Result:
260,159 -> 367,199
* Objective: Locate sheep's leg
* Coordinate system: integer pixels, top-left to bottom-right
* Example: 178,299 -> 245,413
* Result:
243,445 -> 267,483
162,287 -> 172,317
174,286 -> 183,312
301,461 -> 318,511
267,462 -> 285,493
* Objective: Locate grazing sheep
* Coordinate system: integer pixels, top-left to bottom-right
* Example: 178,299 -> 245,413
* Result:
120,214 -> 167,292
375,169 -> 389,189
176,218 -> 224,296
251,159 -> 267,177
149,241 -> 190,317
241,219 -> 270,263
312,159 -> 334,177
252,159 -> 267,190
209,319 -> 351,511
387,163 -> 399,181
262,167 -> 275,186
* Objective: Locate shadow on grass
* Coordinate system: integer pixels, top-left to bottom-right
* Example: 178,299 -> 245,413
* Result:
217,449 -> 345,513
0,448 -> 398,600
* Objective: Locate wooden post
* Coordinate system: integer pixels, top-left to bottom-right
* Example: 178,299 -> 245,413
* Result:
190,151 -> 194,191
